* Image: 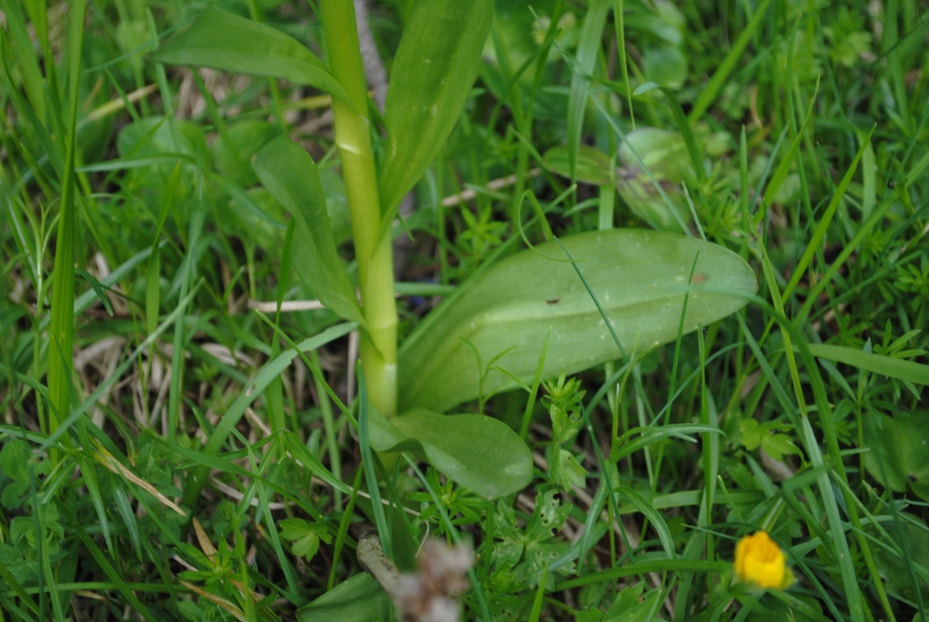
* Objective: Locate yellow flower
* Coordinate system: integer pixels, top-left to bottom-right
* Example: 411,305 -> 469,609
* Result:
734,531 -> 792,589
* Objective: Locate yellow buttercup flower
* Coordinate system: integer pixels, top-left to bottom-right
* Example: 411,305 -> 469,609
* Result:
734,531 -> 793,589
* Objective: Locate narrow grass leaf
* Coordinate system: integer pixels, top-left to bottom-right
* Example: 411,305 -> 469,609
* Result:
74,269 -> 114,317
184,322 -> 356,508
202,324 -> 355,458
858,129 -> 877,220
266,218 -> 296,432
795,193 -> 895,325
557,559 -> 730,590
805,343 -> 929,386
167,202 -> 205,441
760,82 -> 818,218
797,414 -> 864,619
616,486 -> 676,557
46,0 -> 87,438
654,85 -> 705,182
33,277 -> 193,452
611,423 -> 722,463
566,0 -> 611,179
78,458 -> 113,551
0,0 -> 46,121
0,561 -> 40,616
529,566 -> 547,622
58,502 -> 156,621
165,437 -> 331,521
248,445 -> 300,602
687,0 -> 774,124
112,487 -> 141,558
783,126 -> 874,300
378,0 -> 493,215
754,246 -> 868,622
145,161 -> 182,340
357,367 -> 392,561
282,431 -> 352,495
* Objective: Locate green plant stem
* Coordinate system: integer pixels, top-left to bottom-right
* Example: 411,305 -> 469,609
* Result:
320,0 -> 397,419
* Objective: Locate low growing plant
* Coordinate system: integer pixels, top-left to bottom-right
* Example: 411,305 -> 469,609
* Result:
6,0 -> 928,620
154,0 -> 756,502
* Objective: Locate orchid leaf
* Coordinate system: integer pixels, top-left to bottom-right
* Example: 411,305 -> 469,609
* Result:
153,5 -> 352,107
378,0 -> 493,215
399,229 -> 756,412
368,407 -> 532,500
253,135 -> 364,326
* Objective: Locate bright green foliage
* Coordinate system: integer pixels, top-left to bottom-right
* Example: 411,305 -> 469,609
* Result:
872,521 -> 929,605
152,5 -> 352,105
736,417 -> 800,462
400,229 -> 757,412
546,127 -> 731,230
4,0 -> 929,620
863,412 -> 929,502
378,0 -> 494,216
299,573 -> 390,621
544,144 -> 615,186
369,408 -> 532,499
253,136 -> 365,326
280,518 -> 333,563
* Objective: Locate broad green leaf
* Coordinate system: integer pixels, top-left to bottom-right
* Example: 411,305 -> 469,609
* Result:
210,119 -> 280,187
737,417 -> 764,451
253,135 -> 364,326
863,412 -> 929,502
871,519 -> 929,601
615,128 -> 692,230
0,438 -> 30,482
378,0 -> 493,215
369,407 -> 532,500
153,5 -> 351,106
544,145 -> 615,186
399,230 -> 756,412
618,127 -> 693,182
116,117 -> 210,192
545,128 -> 704,231
642,45 -> 687,89
298,573 -> 390,622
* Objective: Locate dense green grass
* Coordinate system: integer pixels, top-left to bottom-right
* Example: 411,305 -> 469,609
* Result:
2,0 -> 929,620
